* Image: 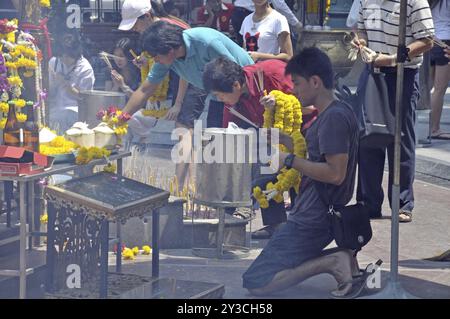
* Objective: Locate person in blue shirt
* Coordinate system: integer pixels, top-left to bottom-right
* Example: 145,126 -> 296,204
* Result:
122,20 -> 254,127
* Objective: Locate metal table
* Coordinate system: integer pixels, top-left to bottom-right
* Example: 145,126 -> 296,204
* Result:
0,151 -> 131,299
44,172 -> 170,298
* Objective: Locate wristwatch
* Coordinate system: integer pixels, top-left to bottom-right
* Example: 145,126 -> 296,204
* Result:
284,153 -> 296,169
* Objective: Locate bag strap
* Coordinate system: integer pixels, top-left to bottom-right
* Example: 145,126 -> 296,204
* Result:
313,181 -> 335,214
312,101 -> 354,214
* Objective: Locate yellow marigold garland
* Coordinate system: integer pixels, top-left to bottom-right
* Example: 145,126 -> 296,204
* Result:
75,146 -> 111,165
39,136 -> 79,156
141,108 -> 169,118
16,112 -> 27,122
103,163 -> 117,173
7,76 -> 22,87
40,214 -> 48,224
0,102 -> 9,113
141,52 -> 170,102
142,245 -> 152,255
0,118 -> 6,129
39,0 -> 51,8
122,247 -> 135,260
10,98 -> 26,108
253,90 -> 306,207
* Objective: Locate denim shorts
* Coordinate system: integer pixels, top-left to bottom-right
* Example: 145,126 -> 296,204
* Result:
430,40 -> 450,66
176,85 -> 207,128
242,221 -> 333,289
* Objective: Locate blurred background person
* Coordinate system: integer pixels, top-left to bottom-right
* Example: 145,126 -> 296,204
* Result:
429,0 -> 450,140
197,0 -> 234,35
240,0 -> 293,62
104,37 -> 140,98
48,31 -> 95,134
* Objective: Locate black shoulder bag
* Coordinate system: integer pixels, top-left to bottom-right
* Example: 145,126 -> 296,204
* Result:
315,182 -> 372,252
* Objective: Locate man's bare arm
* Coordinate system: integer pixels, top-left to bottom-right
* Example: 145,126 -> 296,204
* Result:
289,153 -> 349,186
122,80 -> 158,115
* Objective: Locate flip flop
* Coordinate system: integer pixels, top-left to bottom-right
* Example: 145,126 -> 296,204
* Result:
331,259 -> 383,299
430,132 -> 450,140
232,208 -> 255,220
424,249 -> 450,262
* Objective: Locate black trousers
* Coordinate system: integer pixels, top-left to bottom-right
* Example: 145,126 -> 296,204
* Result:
206,100 -> 225,128
356,67 -> 419,217
252,174 -> 287,226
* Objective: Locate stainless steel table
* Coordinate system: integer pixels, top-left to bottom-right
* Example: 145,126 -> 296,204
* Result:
0,151 -> 131,299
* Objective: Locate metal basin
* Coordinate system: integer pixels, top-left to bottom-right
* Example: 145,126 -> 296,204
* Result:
298,29 -> 355,78
194,127 -> 255,207
79,90 -> 126,127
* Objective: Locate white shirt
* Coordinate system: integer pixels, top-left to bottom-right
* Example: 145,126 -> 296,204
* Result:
234,0 -> 301,27
431,0 -> 450,40
240,9 -> 290,55
48,56 -> 95,110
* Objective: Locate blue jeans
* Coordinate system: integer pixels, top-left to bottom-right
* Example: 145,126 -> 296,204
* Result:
243,220 -> 333,289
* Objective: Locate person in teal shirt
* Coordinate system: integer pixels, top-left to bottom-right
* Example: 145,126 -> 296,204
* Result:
122,21 -> 254,127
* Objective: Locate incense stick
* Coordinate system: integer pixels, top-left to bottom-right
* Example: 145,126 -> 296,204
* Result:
99,51 -> 124,60
99,52 -> 113,69
129,49 -> 138,59
252,73 -> 262,93
256,69 -> 265,95
225,106 -> 259,128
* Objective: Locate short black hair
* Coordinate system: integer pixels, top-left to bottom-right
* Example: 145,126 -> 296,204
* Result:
141,20 -> 184,56
203,57 -> 246,93
285,47 -> 334,89
55,31 -> 82,60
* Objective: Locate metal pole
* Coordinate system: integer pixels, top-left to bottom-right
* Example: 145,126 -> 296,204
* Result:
99,219 -> 109,298
216,207 -> 226,258
364,0 -> 418,299
152,208 -> 160,278
27,181 -> 34,251
19,181 -> 27,299
116,159 -> 123,273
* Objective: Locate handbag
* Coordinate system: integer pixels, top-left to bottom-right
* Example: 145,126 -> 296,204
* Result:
337,65 -> 394,149
315,182 -> 373,251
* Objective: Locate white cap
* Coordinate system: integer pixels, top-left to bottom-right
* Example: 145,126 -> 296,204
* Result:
118,0 -> 152,31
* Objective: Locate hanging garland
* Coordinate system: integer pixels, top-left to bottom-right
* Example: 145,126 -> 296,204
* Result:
0,19 -> 17,44
39,0 -> 51,9
0,22 -> 44,130
253,90 -> 307,208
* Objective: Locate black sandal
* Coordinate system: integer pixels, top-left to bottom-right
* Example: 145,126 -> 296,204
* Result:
331,259 -> 383,299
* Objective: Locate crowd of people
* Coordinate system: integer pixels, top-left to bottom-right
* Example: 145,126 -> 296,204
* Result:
40,0 -> 449,298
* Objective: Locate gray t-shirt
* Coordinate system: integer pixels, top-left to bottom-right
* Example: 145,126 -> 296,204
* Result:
288,101 -> 359,231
